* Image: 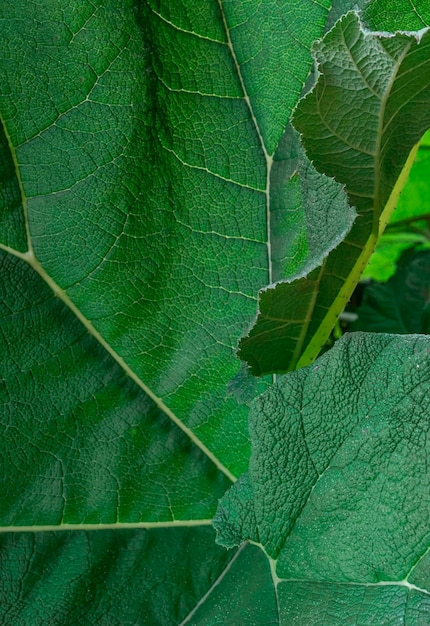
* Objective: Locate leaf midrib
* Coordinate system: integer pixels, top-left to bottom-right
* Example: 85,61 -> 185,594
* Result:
217,0 -> 274,287
273,574 -> 430,596
0,520 -> 213,533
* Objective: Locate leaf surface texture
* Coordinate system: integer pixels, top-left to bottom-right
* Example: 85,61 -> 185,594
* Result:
240,13 -> 430,374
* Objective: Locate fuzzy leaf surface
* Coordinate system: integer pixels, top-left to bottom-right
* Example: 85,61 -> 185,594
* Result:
240,13 -> 430,375
216,332 -> 430,622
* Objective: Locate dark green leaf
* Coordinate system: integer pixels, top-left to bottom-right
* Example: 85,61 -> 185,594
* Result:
186,543 -> 278,625
0,528 -> 234,626
240,13 -> 430,375
4,0 -> 430,622
240,126 -> 355,374
0,0 -> 338,619
278,582 -> 430,624
0,251 -> 230,526
352,249 -> 430,334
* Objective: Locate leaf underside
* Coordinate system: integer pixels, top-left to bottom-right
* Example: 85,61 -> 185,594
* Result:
239,12 -> 430,375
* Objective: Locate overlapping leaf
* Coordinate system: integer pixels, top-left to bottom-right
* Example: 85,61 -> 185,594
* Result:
0,0 -> 335,481
216,333 -> 430,621
0,528 -> 235,625
239,12 -> 430,375
364,0 -> 430,30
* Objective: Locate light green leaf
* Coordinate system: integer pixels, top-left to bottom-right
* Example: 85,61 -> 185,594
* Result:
215,332 -> 430,621
362,231 -> 430,282
239,12 -> 430,375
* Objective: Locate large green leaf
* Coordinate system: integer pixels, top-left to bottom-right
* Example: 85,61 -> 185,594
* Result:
0,0 -> 342,620
326,0 -> 368,30
215,332 -> 430,622
239,12 -> 430,375
0,251 -> 231,526
3,0 -> 430,622
0,0 -> 336,478
0,528 -> 235,625
0,530 -> 280,625
360,0 -> 430,282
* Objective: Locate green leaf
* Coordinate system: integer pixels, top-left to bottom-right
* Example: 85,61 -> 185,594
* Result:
0,530 -> 280,625
362,231 -> 430,283
185,542 -> 279,625
342,0 -> 430,283
0,528 -> 236,625
215,332 -> 430,621
5,0 -> 430,621
326,0 -> 368,31
0,0 -> 334,478
0,121 -> 27,251
0,0 -> 337,620
219,0 -> 331,154
0,251 -> 230,526
239,12 -> 430,375
239,126 -> 355,374
364,0 -> 430,30
352,249 -> 430,334
278,582 -> 430,624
